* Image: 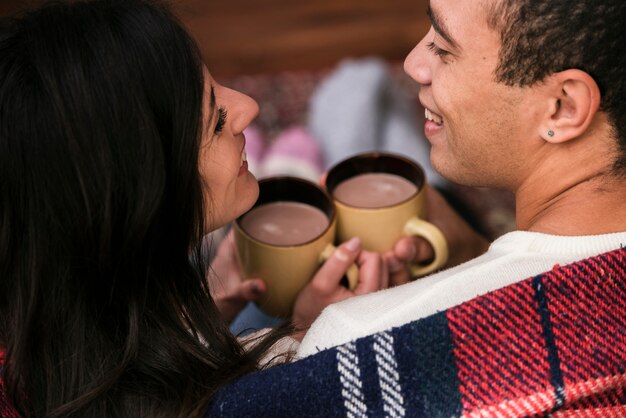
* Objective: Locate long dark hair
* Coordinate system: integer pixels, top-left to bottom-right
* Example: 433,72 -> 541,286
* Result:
0,1 -> 284,416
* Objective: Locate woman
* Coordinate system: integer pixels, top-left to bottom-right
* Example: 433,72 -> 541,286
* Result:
0,0 -> 385,416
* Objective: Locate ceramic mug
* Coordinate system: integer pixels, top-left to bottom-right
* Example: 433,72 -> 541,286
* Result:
325,152 -> 448,277
234,176 -> 357,317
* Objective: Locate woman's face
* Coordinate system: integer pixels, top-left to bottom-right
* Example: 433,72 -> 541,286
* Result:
199,67 -> 260,232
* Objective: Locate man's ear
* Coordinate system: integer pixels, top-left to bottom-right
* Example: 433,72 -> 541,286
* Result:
538,69 -> 601,144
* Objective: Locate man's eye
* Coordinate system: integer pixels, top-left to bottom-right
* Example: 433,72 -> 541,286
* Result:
214,107 -> 227,134
426,41 -> 450,58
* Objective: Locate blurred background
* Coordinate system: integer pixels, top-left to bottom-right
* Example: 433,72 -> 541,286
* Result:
169,0 -> 429,76
1,0 -> 429,76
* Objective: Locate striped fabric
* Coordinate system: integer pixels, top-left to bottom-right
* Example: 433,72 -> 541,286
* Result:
207,247 -> 626,417
337,342 -> 368,417
373,332 -> 405,418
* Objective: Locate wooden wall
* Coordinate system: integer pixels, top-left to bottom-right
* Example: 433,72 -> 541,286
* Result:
1,0 -> 431,77
171,0 -> 430,76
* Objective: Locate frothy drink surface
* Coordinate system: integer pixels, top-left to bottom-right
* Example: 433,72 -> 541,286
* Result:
240,201 -> 329,245
333,173 -> 417,208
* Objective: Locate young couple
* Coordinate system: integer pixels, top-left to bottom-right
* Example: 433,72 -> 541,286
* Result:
1,0 -> 624,416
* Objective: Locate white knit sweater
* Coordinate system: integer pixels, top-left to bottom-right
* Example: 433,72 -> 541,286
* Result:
297,230 -> 626,358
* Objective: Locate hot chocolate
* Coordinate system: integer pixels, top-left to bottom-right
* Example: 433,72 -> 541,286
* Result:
333,172 -> 417,209
240,201 -> 329,246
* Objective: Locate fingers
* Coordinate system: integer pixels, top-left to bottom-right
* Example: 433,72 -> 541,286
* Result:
394,236 -> 434,264
292,238 -> 362,327
354,250 -> 387,295
384,251 -> 411,287
214,278 -> 266,324
384,236 -> 436,287
237,278 -> 266,302
311,237 -> 361,294
393,236 -> 417,263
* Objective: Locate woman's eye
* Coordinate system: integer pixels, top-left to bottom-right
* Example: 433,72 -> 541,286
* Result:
426,41 -> 450,59
214,107 -> 227,135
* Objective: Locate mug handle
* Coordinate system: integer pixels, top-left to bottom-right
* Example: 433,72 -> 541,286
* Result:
319,244 -> 359,290
403,217 -> 449,277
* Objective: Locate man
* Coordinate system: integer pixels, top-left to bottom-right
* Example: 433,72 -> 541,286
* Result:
205,1 -> 626,415
297,0 -> 626,357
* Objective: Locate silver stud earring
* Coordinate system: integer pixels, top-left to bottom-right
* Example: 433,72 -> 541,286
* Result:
548,130 -> 555,137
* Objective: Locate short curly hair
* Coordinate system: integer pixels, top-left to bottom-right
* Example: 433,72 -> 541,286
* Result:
487,0 -> 626,175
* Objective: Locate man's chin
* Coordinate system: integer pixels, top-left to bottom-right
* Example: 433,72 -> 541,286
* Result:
431,161 -> 477,188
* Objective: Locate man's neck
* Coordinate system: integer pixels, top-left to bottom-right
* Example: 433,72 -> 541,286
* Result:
515,126 -> 626,235
516,174 -> 626,235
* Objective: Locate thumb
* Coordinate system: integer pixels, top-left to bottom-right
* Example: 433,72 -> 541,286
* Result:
394,236 -> 434,265
311,237 -> 361,293
384,251 -> 411,287
236,278 -> 266,302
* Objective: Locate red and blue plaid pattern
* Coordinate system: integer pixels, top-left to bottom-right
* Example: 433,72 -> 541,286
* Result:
208,247 -> 626,417
0,349 -> 20,418
2,248 -> 625,417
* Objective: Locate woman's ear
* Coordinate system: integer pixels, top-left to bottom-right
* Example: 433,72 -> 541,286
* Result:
538,69 -> 601,144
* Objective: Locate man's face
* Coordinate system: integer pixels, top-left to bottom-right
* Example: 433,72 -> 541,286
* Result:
404,0 -> 542,189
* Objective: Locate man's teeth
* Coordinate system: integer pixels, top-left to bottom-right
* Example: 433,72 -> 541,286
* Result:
425,108 -> 443,125
241,150 -> 247,166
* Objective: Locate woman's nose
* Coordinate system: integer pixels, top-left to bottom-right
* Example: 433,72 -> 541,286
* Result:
228,89 -> 260,135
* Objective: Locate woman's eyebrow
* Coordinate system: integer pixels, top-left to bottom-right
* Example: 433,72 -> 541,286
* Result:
427,6 -> 461,51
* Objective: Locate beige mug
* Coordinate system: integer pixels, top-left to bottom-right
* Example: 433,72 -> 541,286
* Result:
234,176 -> 357,318
326,152 -> 448,277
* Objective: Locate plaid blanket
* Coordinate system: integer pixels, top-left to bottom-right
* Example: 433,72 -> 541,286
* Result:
0,350 -> 19,418
207,247 -> 626,417
2,248 -> 625,417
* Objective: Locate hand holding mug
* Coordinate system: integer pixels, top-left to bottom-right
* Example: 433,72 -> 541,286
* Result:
385,185 -> 491,285
234,177 -> 360,318
292,237 -> 387,340
208,231 -> 267,323
326,152 -> 449,278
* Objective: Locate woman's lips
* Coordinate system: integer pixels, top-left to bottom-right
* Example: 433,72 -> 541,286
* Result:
238,149 -> 248,176
238,160 -> 249,176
